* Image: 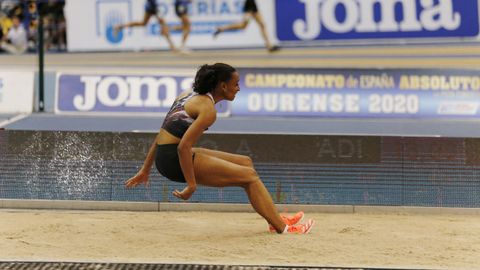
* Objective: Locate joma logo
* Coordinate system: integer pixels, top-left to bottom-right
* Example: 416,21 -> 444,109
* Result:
292,0 -> 462,40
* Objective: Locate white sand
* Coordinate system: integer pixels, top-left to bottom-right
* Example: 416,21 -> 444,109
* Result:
0,210 -> 479,270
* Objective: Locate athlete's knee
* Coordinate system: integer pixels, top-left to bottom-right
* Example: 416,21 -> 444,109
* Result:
243,167 -> 260,184
256,20 -> 266,29
183,19 -> 191,28
161,27 -> 169,35
241,174 -> 263,190
240,156 -> 254,168
140,17 -> 150,26
240,21 -> 249,29
132,22 -> 145,27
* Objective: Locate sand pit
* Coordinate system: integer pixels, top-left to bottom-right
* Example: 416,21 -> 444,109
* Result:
0,210 -> 479,269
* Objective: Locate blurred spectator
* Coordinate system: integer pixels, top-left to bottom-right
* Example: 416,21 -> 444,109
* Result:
0,13 -> 9,41
0,0 -> 30,53
29,0 -> 67,51
0,0 -> 21,18
0,0 -> 19,40
0,14 -> 11,35
42,0 -> 66,51
0,0 -> 67,53
1,15 -> 27,54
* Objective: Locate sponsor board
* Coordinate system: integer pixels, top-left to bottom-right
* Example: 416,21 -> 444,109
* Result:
67,0 -> 480,51
66,0 -> 275,51
276,0 -> 480,42
0,71 -> 34,113
55,72 -> 230,115
55,68 -> 480,119
198,134 -> 381,164
232,68 -> 480,118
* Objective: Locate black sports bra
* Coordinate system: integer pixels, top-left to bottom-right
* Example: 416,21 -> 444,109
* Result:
161,92 -> 214,138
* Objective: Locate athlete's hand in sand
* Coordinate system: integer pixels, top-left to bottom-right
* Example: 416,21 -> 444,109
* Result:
125,171 -> 149,188
173,185 -> 196,200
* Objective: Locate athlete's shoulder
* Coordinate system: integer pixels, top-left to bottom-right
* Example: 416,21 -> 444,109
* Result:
176,89 -> 194,101
190,93 -> 215,106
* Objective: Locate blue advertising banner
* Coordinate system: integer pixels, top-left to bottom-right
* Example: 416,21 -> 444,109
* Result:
276,0 -> 480,41
55,73 -> 230,115
233,68 -> 480,118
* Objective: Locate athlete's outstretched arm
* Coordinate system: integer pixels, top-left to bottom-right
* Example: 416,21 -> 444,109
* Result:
125,135 -> 158,188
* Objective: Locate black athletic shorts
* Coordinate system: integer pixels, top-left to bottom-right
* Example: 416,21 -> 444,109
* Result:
155,144 -> 195,183
175,1 -> 189,17
243,0 -> 258,13
144,0 -> 158,15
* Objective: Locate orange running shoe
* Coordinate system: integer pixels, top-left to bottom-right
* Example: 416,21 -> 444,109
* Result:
269,211 -> 305,232
286,219 -> 315,234
282,211 -> 304,225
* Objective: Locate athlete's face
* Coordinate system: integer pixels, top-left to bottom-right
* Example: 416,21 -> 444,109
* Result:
222,72 -> 240,101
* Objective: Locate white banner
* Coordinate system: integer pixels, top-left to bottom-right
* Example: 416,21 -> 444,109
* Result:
0,71 -> 34,113
65,0 -> 276,51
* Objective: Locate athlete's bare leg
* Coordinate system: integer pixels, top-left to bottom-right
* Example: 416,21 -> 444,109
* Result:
171,14 -> 191,49
193,148 -> 253,167
192,152 -> 286,233
156,16 -> 177,52
114,12 -> 152,35
213,14 -> 251,37
252,12 -> 279,52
